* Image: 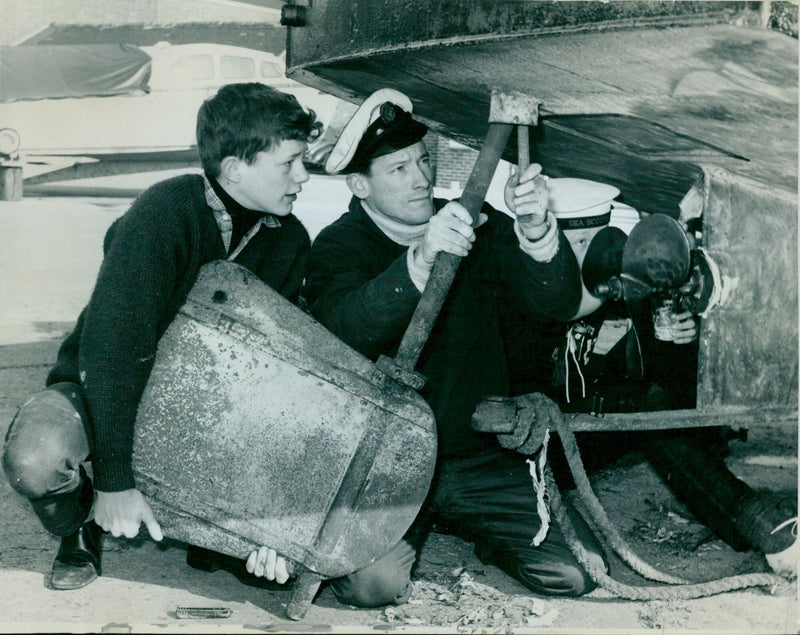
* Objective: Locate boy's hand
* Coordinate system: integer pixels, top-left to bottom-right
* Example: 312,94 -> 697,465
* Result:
94,488 -> 163,541
246,546 -> 291,583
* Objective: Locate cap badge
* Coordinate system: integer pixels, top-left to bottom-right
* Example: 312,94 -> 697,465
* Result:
379,102 -> 397,124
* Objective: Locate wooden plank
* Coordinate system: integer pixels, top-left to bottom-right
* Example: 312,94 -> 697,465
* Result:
565,406 -> 797,432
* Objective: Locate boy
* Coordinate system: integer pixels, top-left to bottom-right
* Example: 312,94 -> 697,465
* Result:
3,83 -> 319,590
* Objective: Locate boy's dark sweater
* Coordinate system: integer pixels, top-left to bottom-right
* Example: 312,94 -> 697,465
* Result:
47,174 -> 310,492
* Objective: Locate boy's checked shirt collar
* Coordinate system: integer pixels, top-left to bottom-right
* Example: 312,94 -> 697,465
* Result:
203,173 -> 281,260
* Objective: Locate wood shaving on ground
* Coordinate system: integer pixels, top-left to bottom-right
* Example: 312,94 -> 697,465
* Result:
382,571 -> 559,631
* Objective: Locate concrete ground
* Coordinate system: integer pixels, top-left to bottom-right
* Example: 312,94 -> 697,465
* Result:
1,175 -> 798,633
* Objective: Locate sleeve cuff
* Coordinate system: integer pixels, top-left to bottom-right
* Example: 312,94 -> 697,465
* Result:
515,211 -> 560,262
406,244 -> 431,292
92,459 -> 136,492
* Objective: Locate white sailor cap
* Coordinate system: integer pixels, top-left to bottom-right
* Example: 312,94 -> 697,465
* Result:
324,88 -> 428,175
548,177 -> 621,231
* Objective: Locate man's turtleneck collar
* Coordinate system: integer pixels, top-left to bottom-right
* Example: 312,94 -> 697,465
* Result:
359,198 -> 429,247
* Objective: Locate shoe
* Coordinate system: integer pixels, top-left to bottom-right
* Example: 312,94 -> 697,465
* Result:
49,521 -> 103,590
765,517 -> 798,578
186,544 -> 290,589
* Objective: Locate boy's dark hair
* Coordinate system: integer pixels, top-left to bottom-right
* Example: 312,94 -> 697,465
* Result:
196,83 -> 322,177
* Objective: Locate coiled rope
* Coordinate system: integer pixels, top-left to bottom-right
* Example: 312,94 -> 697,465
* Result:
551,419 -> 788,599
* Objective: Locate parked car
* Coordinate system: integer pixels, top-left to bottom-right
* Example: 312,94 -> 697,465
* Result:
0,42 -> 345,181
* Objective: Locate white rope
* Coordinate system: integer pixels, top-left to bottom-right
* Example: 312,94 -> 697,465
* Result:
564,325 -> 586,404
527,428 -> 551,547
771,517 -> 798,537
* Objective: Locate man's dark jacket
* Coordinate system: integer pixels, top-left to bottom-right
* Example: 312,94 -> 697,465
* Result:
305,197 -> 581,458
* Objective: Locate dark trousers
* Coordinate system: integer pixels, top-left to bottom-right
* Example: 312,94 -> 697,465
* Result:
550,331 -> 769,553
643,429 -> 756,550
427,446 -> 607,596
4,384 -> 606,604
548,423 -> 763,552
330,445 -> 609,606
2,382 -> 93,536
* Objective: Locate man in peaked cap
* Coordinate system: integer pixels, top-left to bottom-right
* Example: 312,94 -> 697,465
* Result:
531,177 -> 798,579
293,89 -> 609,606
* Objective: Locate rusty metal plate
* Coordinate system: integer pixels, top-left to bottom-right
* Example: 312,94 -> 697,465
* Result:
133,261 -> 437,578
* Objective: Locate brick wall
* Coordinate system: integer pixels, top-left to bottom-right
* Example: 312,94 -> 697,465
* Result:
427,134 -> 513,210
433,136 -> 477,190
425,134 -> 515,199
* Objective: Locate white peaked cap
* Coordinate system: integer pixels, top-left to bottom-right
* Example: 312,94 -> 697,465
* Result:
325,88 -> 417,175
547,177 -> 620,230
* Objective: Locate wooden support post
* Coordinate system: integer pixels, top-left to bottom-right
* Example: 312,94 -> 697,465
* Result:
285,569 -> 324,620
0,161 -> 23,201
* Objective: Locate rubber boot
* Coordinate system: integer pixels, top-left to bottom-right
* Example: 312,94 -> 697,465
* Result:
733,493 -> 798,556
643,430 -> 756,551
